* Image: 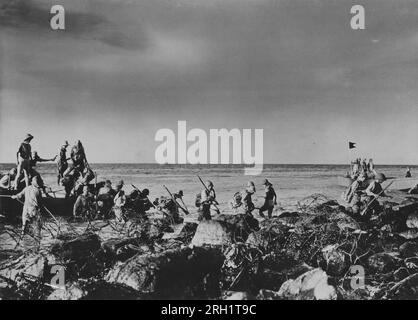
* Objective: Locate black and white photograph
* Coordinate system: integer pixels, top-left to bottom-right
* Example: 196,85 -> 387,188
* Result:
1,0 -> 418,304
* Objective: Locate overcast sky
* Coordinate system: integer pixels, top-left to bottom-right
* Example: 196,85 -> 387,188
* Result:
1,0 -> 418,164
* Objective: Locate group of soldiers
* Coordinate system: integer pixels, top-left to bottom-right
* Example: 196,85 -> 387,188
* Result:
2,133 -> 280,243
0,134 -> 94,238
349,158 -> 376,180
198,178 -> 278,220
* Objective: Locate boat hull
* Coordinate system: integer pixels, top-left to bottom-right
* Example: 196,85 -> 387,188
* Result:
0,189 -> 75,221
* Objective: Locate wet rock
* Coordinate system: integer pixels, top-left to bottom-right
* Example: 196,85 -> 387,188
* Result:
222,291 -> 253,300
47,282 -> 86,300
163,222 -> 198,244
256,289 -> 281,300
246,228 -> 287,253
406,213 -> 418,229
399,229 -> 418,240
50,233 -> 101,262
277,268 -> 337,300
192,214 -> 258,247
367,252 -> 399,273
101,237 -> 151,262
49,233 -> 104,279
0,251 -> 58,284
404,257 -> 418,272
105,246 -> 224,298
319,244 -> 347,276
329,212 -> 361,231
134,218 -> 172,242
256,261 -> 313,291
399,241 -> 418,258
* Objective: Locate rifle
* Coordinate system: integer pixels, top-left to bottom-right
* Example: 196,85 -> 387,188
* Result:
197,175 -> 220,213
163,185 -> 189,215
131,184 -> 142,193
360,180 -> 394,216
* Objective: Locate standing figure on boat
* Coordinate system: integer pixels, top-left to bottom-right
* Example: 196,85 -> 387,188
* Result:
57,141 -> 70,184
64,140 -> 88,177
13,134 -> 34,190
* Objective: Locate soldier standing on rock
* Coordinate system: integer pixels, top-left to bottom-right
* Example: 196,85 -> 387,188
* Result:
242,181 -> 256,215
259,179 -> 277,219
13,134 -> 34,190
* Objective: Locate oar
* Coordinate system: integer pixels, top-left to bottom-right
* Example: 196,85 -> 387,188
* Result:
162,185 -> 189,215
197,175 -> 220,213
360,180 -> 394,216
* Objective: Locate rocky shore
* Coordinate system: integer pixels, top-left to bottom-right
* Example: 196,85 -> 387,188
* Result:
2,191 -> 418,300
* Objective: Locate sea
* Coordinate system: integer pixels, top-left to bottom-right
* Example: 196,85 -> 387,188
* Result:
0,163 -> 415,251
1,163 -> 415,210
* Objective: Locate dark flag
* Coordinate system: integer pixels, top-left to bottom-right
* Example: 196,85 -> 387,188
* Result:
349,142 -> 356,149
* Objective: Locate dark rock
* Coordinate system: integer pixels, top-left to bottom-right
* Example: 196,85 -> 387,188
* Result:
404,257 -> 418,272
399,241 -> 418,258
192,214 -> 258,247
256,289 -> 281,300
367,252 -> 399,273
246,227 -> 287,253
255,261 -> 313,291
277,268 -> 337,300
319,244 -> 348,276
105,246 -> 224,299
221,243 -> 262,292
49,233 -> 104,279
386,273 -> 418,300
50,233 -> 101,262
101,237 -> 151,262
222,291 -> 254,300
406,213 -> 418,229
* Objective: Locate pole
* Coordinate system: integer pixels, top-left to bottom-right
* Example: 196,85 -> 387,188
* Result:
360,180 -> 394,216
163,185 -> 189,215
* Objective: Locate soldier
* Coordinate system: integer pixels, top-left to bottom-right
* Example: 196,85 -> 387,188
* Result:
13,134 -> 34,190
259,179 -> 277,219
199,180 -> 217,221
12,176 -> 44,243
73,185 -> 93,219
113,180 -> 126,222
242,181 -> 256,215
57,141 -> 70,184
0,168 -> 17,189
